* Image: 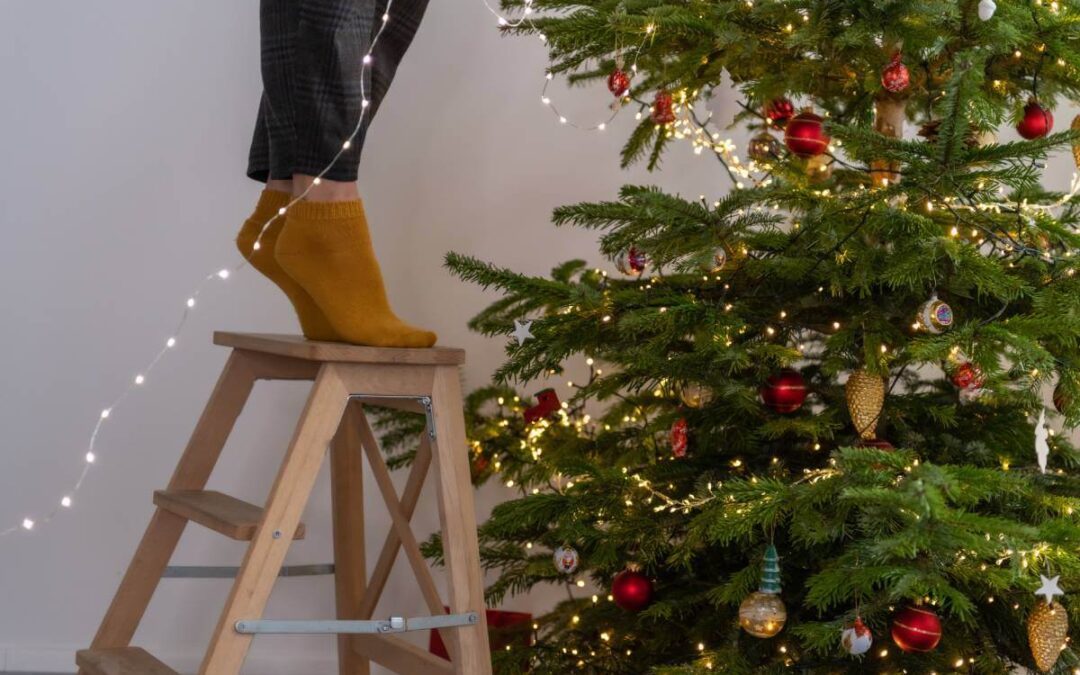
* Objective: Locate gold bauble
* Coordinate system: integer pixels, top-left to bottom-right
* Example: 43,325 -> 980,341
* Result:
678,382 -> 712,409
846,369 -> 885,440
739,591 -> 787,638
1028,601 -> 1069,672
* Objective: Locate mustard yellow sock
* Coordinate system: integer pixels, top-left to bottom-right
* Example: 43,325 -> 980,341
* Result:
275,200 -> 437,348
236,190 -> 340,342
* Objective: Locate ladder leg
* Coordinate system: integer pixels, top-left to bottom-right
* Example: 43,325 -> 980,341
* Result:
429,366 -> 493,675
86,351 -> 258,661
200,365 -> 350,675
330,401 -> 370,675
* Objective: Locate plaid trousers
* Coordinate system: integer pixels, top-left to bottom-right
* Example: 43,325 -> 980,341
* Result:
247,0 -> 430,183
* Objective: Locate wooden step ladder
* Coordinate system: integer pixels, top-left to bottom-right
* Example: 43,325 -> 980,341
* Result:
78,332 -> 493,675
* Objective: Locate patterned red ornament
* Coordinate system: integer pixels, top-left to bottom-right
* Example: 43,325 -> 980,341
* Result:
616,246 -> 648,276
760,368 -> 808,414
891,605 -> 942,652
1017,100 -> 1054,140
670,418 -> 689,458
784,111 -> 831,157
652,90 -> 676,124
881,52 -> 910,93
607,69 -> 631,97
950,362 -> 984,390
612,569 -> 654,612
765,98 -> 795,127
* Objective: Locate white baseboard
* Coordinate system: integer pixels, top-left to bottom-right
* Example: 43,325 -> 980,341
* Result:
0,644 -> 338,674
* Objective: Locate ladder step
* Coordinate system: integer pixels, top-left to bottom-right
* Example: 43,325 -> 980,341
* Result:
76,647 -> 178,675
153,489 -> 305,541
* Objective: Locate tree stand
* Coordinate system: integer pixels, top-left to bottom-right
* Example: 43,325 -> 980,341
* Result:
77,332 -> 493,675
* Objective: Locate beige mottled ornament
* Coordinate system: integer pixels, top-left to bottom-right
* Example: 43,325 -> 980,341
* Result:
846,370 -> 885,440
1028,601 -> 1068,672
1072,116 -> 1080,169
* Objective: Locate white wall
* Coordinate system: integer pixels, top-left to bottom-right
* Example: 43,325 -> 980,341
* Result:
1,1 -> 1076,673
0,1 -> 724,672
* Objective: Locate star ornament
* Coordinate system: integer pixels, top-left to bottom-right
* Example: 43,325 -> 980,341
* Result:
512,319 -> 534,345
1036,574 -> 1064,606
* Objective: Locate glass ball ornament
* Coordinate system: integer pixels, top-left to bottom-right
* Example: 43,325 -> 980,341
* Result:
881,52 -> 910,93
841,617 -> 873,655
760,368 -> 807,414
1017,100 -> 1054,140
611,569 -> 654,612
784,111 -> 830,158
748,132 -> 782,163
738,591 -> 787,638
916,295 -> 954,334
709,247 -> 729,273
553,545 -> 580,575
678,381 -> 713,408
891,605 -> 942,652
615,246 -> 648,277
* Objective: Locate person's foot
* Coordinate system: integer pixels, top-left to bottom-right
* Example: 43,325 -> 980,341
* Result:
275,199 -> 437,348
235,190 -> 341,342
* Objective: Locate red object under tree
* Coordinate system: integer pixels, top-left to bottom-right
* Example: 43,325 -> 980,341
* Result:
430,608 -> 533,661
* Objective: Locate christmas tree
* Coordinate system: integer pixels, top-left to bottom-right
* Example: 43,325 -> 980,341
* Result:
440,0 -> 1080,671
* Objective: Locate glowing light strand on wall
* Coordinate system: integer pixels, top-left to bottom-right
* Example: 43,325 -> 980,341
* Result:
1,0 -> 400,539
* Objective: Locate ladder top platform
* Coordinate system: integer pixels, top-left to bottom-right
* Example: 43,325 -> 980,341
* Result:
214,332 -> 466,366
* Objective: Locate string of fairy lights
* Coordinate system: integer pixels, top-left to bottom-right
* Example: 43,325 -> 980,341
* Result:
0,0 -> 403,538
5,0 -> 1080,669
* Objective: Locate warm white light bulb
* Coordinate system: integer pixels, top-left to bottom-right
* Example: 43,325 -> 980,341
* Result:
134,374 -> 145,385
86,452 -> 96,463
363,54 -> 372,64
253,241 -> 262,251
498,17 -> 508,25
278,207 -> 287,216
22,518 -> 34,530
61,496 -> 72,508
100,409 -> 111,419
361,99 -> 370,108
313,177 -> 322,185
186,298 -> 196,308
166,337 -> 177,348
217,269 -> 230,279
382,12 -> 389,21
342,140 -> 352,149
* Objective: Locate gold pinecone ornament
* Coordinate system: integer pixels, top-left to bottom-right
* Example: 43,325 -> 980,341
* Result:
846,370 -> 885,440
1028,601 -> 1069,672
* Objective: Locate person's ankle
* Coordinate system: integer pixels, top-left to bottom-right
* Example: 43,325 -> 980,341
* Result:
293,174 -> 359,203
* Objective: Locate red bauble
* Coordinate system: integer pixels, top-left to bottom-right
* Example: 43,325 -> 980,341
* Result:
670,418 -> 689,458
1017,100 -> 1053,139
950,362 -> 984,390
765,98 -> 795,127
784,111 -> 831,157
881,52 -> 910,93
612,569 -> 654,612
652,90 -> 676,124
891,605 -> 942,652
760,368 -> 808,414
608,69 -> 631,97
